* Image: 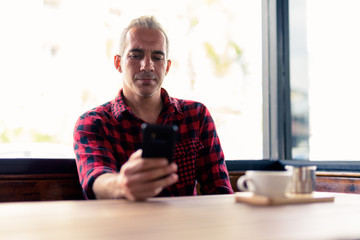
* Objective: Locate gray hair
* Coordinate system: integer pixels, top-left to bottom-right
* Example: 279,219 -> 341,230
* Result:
119,16 -> 169,58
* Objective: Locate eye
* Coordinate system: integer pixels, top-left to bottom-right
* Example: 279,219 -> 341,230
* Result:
152,55 -> 164,61
129,53 -> 142,59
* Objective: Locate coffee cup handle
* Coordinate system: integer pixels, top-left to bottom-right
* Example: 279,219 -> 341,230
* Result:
237,176 -> 253,192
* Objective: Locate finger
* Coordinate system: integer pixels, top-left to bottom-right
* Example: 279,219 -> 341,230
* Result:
127,149 -> 142,162
124,158 -> 170,177
125,173 -> 178,201
148,173 -> 178,193
128,149 -> 170,170
124,152 -> 169,176
139,172 -> 178,193
127,162 -> 178,183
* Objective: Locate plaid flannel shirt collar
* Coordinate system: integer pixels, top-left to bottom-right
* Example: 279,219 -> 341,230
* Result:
111,88 -> 183,119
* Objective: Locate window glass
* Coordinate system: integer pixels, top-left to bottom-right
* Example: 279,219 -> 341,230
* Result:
290,0 -> 360,160
0,0 -> 262,160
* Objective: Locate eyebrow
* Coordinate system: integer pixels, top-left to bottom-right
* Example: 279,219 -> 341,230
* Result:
129,49 -> 165,56
152,50 -> 165,56
129,49 -> 144,54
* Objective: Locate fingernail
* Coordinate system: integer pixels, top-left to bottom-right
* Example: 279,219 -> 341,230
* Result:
155,187 -> 163,194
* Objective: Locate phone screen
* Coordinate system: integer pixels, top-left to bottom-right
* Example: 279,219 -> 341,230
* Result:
141,123 -> 178,162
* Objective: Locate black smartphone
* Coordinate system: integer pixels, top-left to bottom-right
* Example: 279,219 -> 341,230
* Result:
141,123 -> 178,162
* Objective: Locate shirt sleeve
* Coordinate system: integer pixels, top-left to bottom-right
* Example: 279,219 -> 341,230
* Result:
196,106 -> 234,195
73,112 -> 118,199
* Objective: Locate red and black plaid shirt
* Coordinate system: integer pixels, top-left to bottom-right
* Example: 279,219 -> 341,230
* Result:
73,88 -> 233,199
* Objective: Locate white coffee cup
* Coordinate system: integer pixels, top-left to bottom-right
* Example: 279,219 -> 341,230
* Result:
237,170 -> 292,198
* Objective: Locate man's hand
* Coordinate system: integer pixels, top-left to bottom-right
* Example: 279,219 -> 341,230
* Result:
93,149 -> 178,201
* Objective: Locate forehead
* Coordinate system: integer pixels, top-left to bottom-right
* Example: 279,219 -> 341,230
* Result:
125,27 -> 166,53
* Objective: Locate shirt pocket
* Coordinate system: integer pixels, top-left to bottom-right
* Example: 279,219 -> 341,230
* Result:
173,139 -> 204,184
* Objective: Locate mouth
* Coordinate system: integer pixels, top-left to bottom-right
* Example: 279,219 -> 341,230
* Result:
135,73 -> 156,84
137,78 -> 155,84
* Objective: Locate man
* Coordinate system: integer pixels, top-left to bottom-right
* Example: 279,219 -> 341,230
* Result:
73,16 -> 233,201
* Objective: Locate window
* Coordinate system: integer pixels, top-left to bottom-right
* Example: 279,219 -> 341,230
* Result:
3,0 -> 359,170
289,0 -> 360,160
0,0 -> 262,160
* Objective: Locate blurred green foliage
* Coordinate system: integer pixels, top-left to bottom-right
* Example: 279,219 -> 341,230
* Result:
204,41 -> 244,76
0,126 -> 55,143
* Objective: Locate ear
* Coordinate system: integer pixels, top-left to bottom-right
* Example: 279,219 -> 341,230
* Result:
165,59 -> 171,75
114,54 -> 122,73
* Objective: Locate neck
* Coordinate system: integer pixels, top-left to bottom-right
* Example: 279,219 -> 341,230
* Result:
124,90 -> 163,124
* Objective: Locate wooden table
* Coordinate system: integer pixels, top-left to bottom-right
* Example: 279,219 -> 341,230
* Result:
0,193 -> 359,240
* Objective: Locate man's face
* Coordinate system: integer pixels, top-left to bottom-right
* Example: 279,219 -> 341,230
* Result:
116,27 -> 171,98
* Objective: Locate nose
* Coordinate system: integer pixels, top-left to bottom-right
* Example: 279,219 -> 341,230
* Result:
140,55 -> 154,72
